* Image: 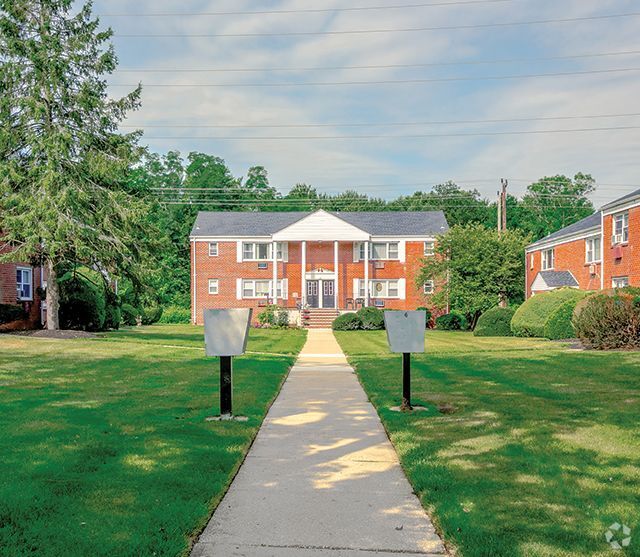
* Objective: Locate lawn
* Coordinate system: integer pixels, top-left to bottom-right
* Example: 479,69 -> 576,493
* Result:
0,324 -> 306,557
335,330 -> 640,557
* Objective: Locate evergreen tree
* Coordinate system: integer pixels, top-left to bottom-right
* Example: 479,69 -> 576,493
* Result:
0,0 -> 152,329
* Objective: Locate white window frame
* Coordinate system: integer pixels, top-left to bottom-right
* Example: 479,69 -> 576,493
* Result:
360,279 -> 400,299
242,242 -> 287,261
612,276 -> 629,289
16,266 -> 33,301
612,212 -> 629,244
208,279 -> 219,295
541,248 -> 555,271
423,280 -> 435,295
424,241 -> 435,256
208,242 -> 219,257
242,279 -> 284,299
359,242 -> 400,261
585,236 -> 601,264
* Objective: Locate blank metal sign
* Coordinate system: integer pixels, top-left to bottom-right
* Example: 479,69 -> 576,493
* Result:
204,308 -> 253,357
383,310 -> 426,353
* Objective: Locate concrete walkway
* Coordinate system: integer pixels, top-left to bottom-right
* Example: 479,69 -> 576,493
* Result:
192,329 -> 446,557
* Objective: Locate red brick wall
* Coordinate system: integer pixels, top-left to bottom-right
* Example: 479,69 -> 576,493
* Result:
0,244 -> 44,329
191,240 -> 436,324
603,206 -> 640,288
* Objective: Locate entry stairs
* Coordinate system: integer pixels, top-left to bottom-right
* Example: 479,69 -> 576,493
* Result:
302,308 -> 339,329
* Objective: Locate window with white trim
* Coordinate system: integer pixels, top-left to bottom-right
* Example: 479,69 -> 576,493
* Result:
424,241 -> 435,256
612,212 -> 629,244
242,242 -> 287,261
423,281 -> 435,295
16,267 -> 33,301
360,279 -> 400,298
541,248 -> 554,270
358,242 -> 399,260
612,276 -> 629,288
585,237 -> 601,264
208,242 -> 218,257
530,254 -> 534,270
242,279 -> 284,299
208,279 -> 219,295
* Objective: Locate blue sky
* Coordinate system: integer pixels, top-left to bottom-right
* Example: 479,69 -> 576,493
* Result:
95,0 -> 640,206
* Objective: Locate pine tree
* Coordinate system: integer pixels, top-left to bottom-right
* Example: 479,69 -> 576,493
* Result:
0,0 -> 152,329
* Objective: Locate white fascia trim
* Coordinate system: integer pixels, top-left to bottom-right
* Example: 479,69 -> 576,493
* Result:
370,236 -> 436,241
601,195 -> 640,214
525,227 -> 601,253
191,236 -> 272,242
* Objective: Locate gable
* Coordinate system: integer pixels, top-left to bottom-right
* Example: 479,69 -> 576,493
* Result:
272,210 -> 370,241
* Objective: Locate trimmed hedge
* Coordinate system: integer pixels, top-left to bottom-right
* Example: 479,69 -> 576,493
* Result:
59,273 -> 106,331
543,299 -> 579,340
121,303 -> 139,326
511,288 -> 589,338
158,306 -> 191,324
332,313 -> 363,331
436,311 -> 468,331
474,306 -> 516,337
141,305 -> 163,326
0,304 -> 26,325
356,307 -> 385,330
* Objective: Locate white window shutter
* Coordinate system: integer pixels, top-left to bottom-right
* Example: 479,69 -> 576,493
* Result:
353,242 -> 360,263
282,242 -> 289,262
398,278 -> 406,300
236,278 -> 243,300
353,278 -> 360,298
398,241 -> 406,263
282,279 -> 288,300
236,241 -> 243,263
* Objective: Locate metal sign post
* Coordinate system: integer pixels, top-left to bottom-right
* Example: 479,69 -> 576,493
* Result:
383,310 -> 426,412
204,308 -> 252,419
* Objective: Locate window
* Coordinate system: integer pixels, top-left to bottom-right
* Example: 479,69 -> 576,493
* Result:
612,276 -> 629,288
208,279 -> 219,295
530,254 -> 534,271
585,237 -> 601,264
358,242 -> 399,260
424,241 -> 435,256
242,242 -> 287,261
423,281 -> 435,295
16,267 -> 33,301
541,248 -> 554,270
242,279 -> 283,299
208,242 -> 218,257
612,212 -> 629,244
360,279 -> 400,298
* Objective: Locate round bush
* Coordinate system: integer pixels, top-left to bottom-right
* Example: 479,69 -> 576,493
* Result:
121,303 -> 140,326
332,313 -> 363,331
543,299 -> 580,340
416,306 -> 433,327
511,288 -> 589,337
158,306 -> 191,324
573,293 -> 640,350
141,305 -> 163,325
59,273 -> 106,331
356,306 -> 385,330
257,305 -> 290,328
474,306 -> 516,337
103,290 -> 121,330
436,311 -> 468,331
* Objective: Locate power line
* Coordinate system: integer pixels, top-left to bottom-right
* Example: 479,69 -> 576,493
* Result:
100,0 -> 513,17
120,111 -> 640,129
110,67 -> 640,88
141,125 -> 640,140
113,12 -> 640,38
114,48 -> 640,73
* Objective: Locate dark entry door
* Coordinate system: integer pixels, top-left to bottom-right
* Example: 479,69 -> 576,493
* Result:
307,280 -> 319,308
322,280 -> 335,309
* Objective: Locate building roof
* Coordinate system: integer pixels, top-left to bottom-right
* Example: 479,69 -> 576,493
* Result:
527,211 -> 601,250
600,187 -> 640,211
191,210 -> 449,238
537,270 -> 579,288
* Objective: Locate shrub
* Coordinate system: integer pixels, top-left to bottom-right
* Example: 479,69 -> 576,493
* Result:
416,306 -> 433,327
332,313 -> 363,331
436,311 -> 468,331
158,306 -> 191,324
573,293 -> 640,350
121,303 -> 140,326
257,305 -> 290,328
511,288 -> 589,337
103,290 -> 121,330
141,305 -> 163,325
543,299 -> 580,340
0,304 -> 26,325
357,306 -> 385,330
59,273 -> 106,331
474,306 -> 516,337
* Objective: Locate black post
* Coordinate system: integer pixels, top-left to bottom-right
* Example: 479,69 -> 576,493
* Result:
401,352 -> 412,411
220,356 -> 233,416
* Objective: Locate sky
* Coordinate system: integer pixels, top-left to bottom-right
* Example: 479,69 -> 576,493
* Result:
94,0 -> 640,206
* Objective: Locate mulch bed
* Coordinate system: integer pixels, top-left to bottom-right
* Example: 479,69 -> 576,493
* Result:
3,329 -> 98,339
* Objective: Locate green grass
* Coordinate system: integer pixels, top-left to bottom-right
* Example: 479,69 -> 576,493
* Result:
335,330 -> 640,557
0,325 -> 306,557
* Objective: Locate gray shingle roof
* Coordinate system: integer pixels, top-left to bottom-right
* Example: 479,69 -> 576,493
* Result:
528,211 -> 601,249
601,187 -> 640,211
191,210 -> 449,237
538,270 -> 578,288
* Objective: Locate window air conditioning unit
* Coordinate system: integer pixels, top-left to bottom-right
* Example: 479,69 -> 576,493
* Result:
612,234 -> 624,245
258,262 -> 268,270
589,264 -> 597,276
374,261 -> 385,269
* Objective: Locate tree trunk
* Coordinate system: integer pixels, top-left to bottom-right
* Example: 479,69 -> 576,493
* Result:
499,292 -> 508,308
46,259 -> 60,330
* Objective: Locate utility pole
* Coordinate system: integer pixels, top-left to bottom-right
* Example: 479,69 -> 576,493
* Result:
497,189 -> 502,233
501,178 -> 508,231
498,178 -> 509,308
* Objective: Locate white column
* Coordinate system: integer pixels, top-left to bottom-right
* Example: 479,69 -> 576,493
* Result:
334,240 -> 339,309
272,241 -> 278,305
301,240 -> 307,306
364,240 -> 370,306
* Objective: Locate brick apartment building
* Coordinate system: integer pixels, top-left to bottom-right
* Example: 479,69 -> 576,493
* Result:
190,209 -> 448,326
525,187 -> 640,298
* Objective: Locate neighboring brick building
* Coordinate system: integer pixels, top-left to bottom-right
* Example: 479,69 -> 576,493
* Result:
190,209 -> 448,326
525,187 -> 640,298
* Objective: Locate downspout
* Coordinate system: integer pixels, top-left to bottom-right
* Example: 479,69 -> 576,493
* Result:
600,211 -> 605,291
192,239 -> 197,324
